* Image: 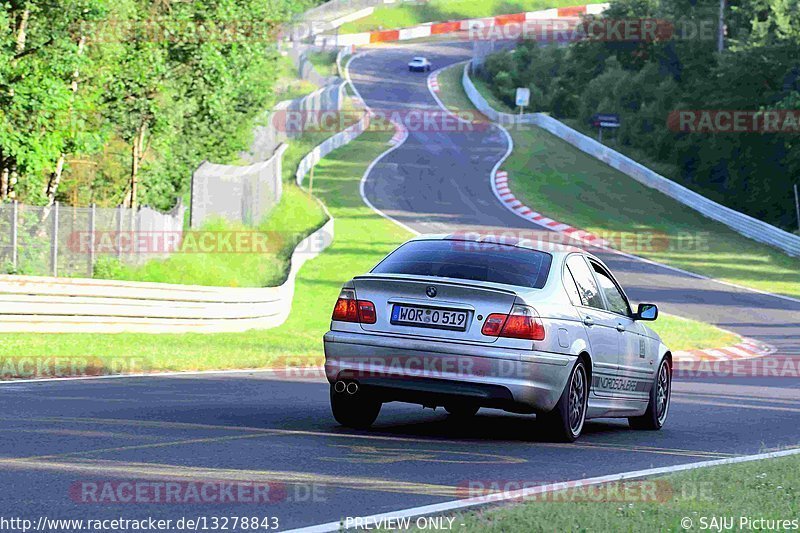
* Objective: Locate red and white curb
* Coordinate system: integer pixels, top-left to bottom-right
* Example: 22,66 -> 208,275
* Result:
316,3 -> 609,47
428,72 -> 440,93
673,338 -> 776,363
492,170 -> 777,362
493,170 -> 609,246
389,122 -> 408,145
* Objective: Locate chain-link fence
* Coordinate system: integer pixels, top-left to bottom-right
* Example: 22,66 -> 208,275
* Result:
246,81 -> 346,162
191,145 -> 287,228
0,200 -> 186,277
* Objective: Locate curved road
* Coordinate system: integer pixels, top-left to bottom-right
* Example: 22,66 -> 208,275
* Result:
0,41 -> 797,533
350,41 -> 800,365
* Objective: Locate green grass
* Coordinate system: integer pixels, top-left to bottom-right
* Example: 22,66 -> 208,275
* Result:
273,52 -> 319,102
440,453 -> 800,531
436,64 -> 800,299
2,130 -> 409,372
339,0 -> 608,33
474,75 -> 515,113
306,50 -> 338,78
93,186 -> 327,287
651,314 -> 738,352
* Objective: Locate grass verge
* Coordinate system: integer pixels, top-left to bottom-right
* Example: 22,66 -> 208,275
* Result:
306,50 -> 338,77
439,453 -> 800,531
2,130 -> 408,371
437,64 -> 800,299
92,186 -> 326,287
339,0 -> 608,33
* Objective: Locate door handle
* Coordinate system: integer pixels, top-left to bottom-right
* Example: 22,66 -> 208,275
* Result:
616,323 -> 626,332
583,316 -> 594,326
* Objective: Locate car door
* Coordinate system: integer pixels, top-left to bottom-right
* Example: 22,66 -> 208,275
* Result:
588,259 -> 653,401
564,254 -> 620,399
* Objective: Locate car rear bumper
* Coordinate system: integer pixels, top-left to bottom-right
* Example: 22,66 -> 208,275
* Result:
323,330 -> 575,413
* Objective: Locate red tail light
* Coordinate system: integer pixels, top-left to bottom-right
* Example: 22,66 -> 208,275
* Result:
481,305 -> 545,341
331,289 -> 376,324
481,314 -> 507,336
357,300 -> 377,324
332,296 -> 358,322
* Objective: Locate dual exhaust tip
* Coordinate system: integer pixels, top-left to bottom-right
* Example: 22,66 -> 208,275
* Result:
334,380 -> 359,395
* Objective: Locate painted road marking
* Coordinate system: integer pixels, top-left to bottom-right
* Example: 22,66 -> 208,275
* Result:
12,428 -> 166,440
674,391 -> 800,405
319,445 -> 526,465
0,458 -> 467,498
5,416 -> 736,461
672,397 -> 800,413
288,446 -> 800,532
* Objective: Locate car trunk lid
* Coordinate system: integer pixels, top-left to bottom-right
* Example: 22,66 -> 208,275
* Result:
352,274 -> 518,344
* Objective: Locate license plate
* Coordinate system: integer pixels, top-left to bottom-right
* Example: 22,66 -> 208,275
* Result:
390,304 -> 468,331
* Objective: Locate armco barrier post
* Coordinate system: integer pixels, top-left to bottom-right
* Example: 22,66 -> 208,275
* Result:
88,203 -> 96,277
116,205 -> 123,261
10,199 -> 18,271
50,201 -> 59,277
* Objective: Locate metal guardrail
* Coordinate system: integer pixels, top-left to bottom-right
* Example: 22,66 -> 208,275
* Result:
296,46 -> 369,187
461,62 -> 800,257
0,213 -> 333,333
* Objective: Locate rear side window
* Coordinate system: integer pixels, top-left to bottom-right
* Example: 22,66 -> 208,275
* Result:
563,268 -> 583,306
566,255 -> 604,309
372,240 -> 553,289
591,262 -> 631,316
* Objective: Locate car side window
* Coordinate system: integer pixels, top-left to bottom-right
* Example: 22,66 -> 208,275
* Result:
565,256 -> 604,310
563,268 -> 583,306
591,262 -> 631,316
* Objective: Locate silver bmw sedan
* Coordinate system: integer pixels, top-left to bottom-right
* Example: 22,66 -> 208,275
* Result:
323,234 -> 672,442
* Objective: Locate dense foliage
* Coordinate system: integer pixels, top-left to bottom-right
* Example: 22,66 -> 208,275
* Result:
0,0 -> 311,210
478,0 -> 800,231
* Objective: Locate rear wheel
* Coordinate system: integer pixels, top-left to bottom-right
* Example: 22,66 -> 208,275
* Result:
629,358 -> 671,430
330,385 -> 381,429
445,404 -> 479,418
540,360 -> 588,442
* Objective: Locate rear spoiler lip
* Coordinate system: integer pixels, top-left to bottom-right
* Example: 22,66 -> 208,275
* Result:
352,273 -> 527,295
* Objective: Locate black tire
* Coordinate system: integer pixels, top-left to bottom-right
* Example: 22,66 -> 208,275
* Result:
629,358 -> 671,430
540,359 -> 588,442
330,385 -> 381,429
445,404 -> 479,418
426,65 -> 431,72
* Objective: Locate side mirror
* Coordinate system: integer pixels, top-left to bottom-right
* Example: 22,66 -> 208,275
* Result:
635,303 -> 658,321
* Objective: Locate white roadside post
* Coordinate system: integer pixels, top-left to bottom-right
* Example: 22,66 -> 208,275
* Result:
88,203 -> 96,277
516,87 -> 530,117
50,201 -> 59,277
10,199 -> 18,272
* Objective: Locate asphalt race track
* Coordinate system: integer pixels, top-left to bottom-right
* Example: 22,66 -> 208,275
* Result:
1,41 -> 798,532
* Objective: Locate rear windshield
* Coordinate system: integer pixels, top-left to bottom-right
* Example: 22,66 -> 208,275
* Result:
371,240 -> 552,289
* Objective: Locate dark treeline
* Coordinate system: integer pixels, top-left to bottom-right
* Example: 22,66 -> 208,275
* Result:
479,0 -> 800,232
0,0 -> 313,211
